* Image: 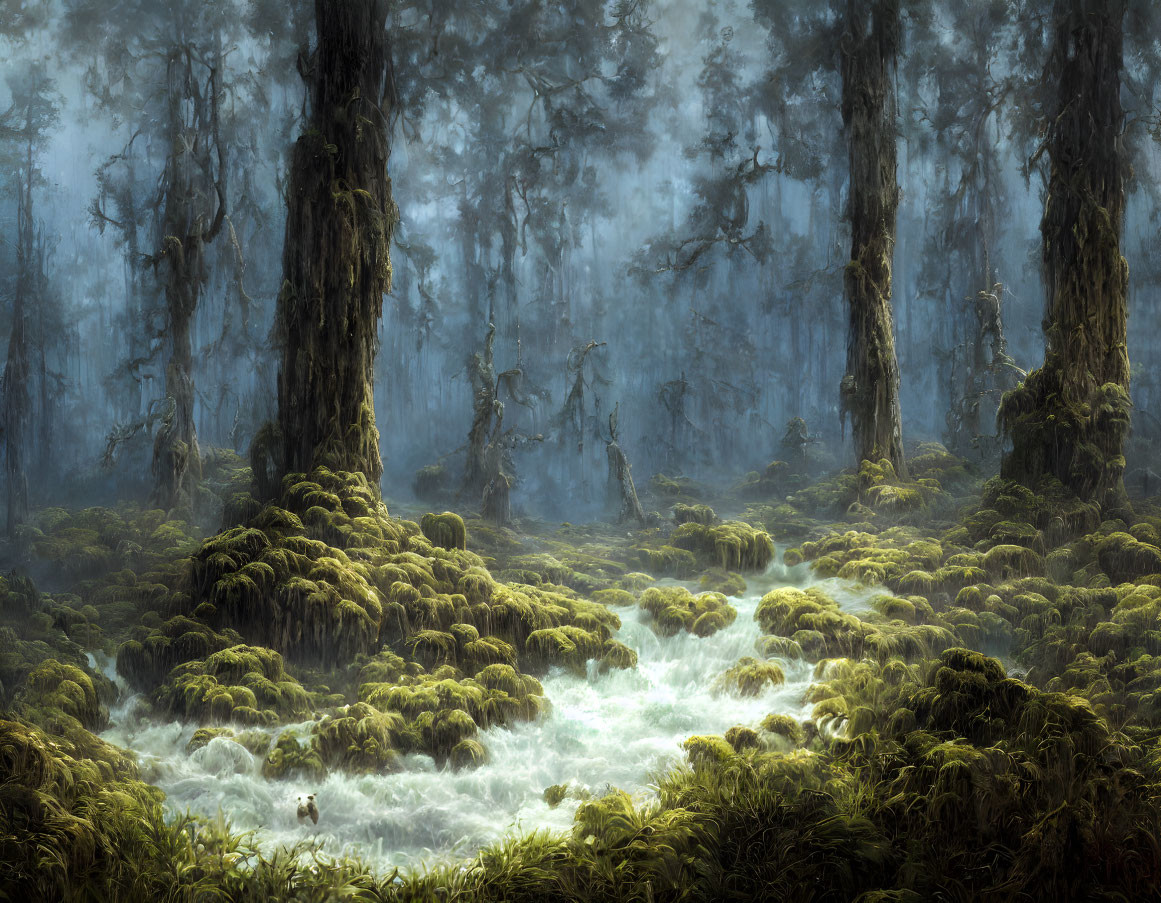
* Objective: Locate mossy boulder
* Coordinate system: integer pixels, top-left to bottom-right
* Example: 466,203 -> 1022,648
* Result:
669,521 -> 775,572
420,512 -> 468,551
155,645 -> 310,726
263,731 -> 326,780
682,734 -> 735,767
714,657 -> 785,696
673,504 -> 719,526
638,586 -> 737,638
760,713 -> 805,745
1096,532 -> 1161,583
698,568 -> 746,597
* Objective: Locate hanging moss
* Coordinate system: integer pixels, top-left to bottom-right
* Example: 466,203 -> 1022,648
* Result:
421,512 -> 467,551
1095,532 -> 1161,583
668,520 -> 775,572
673,504 -> 719,526
154,644 -> 310,726
714,657 -> 785,697
638,586 -> 737,639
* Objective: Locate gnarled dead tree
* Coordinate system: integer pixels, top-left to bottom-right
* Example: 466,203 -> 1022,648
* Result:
1000,0 -> 1129,511
838,0 -> 906,477
606,405 -> 645,525
274,0 -> 397,488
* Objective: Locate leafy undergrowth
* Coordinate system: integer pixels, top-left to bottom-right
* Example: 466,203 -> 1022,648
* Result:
8,443 -> 1161,899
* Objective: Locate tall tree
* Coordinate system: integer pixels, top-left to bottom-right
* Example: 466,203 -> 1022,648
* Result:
1000,0 -> 1129,510
66,0 -> 237,509
0,63 -> 61,535
273,0 -> 396,486
839,0 -> 906,477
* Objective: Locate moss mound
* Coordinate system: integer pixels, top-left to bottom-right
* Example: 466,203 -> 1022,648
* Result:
638,586 -> 737,638
420,511 -> 468,550
714,657 -> 785,696
155,645 -> 310,726
669,520 -> 775,572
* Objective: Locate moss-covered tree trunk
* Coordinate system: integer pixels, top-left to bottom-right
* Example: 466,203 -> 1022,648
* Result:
275,0 -> 397,488
839,0 -> 906,478
152,44 -> 227,510
4,144 -> 32,536
1000,0 -> 1129,510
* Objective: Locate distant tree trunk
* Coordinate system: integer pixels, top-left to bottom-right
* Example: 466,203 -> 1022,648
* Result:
153,42 -> 227,510
1000,0 -> 1129,510
276,0 -> 396,488
463,323 -> 497,495
839,0 -> 906,478
3,141 -> 33,535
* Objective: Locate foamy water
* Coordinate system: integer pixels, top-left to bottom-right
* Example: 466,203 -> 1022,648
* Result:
101,555 -> 884,871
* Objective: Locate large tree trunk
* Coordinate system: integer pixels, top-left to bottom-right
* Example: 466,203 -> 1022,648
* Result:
3,143 -> 32,536
152,43 -> 226,510
839,0 -> 906,477
1000,0 -> 1129,511
275,0 -> 396,488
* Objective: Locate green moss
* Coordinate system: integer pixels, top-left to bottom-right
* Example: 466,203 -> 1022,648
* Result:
312,702 -> 402,773
982,544 -> 1046,581
682,734 -> 735,767
420,512 -> 468,550
598,639 -> 638,673
449,738 -> 487,769
544,783 -> 568,807
263,731 -> 326,780
760,713 -> 805,745
639,586 -> 737,638
591,588 -> 636,607
19,660 -> 105,731
724,725 -> 762,750
669,521 -> 775,572
673,503 -> 719,526
715,657 -> 785,696
1096,532 -> 1161,582
186,726 -> 234,753
698,568 -> 747,597
155,645 -> 309,726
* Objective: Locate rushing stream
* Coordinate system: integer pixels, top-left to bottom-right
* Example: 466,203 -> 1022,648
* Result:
101,556 -> 884,871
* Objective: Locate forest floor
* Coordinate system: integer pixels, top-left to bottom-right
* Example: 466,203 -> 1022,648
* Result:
4,443 -> 1161,900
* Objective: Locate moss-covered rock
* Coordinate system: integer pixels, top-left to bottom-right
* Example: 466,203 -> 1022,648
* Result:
421,512 -> 468,551
715,657 -> 786,696
673,504 -> 719,526
669,521 -> 775,572
698,568 -> 747,597
263,731 -> 326,780
638,586 -> 737,638
155,645 -> 310,726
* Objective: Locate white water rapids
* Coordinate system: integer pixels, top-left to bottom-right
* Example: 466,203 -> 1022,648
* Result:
100,557 -> 883,872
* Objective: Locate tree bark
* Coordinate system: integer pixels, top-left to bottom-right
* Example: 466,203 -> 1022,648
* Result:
275,0 -> 397,487
839,0 -> 906,478
152,42 -> 227,509
4,139 -> 33,536
1000,0 -> 1129,510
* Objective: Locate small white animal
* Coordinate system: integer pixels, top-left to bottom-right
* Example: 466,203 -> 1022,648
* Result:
296,794 -> 319,825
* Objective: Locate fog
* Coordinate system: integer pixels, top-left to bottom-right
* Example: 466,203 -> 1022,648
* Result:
2,0 -> 1159,522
